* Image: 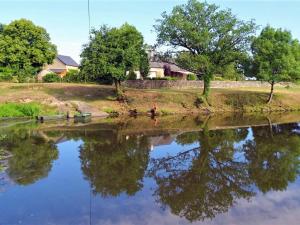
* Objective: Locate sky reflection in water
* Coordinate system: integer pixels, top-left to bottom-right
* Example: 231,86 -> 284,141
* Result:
1,115 -> 300,225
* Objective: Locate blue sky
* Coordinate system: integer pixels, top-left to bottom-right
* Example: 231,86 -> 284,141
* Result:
1,0 -> 300,62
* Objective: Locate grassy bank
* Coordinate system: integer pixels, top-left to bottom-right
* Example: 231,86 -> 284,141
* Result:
0,82 -> 300,116
0,102 -> 57,118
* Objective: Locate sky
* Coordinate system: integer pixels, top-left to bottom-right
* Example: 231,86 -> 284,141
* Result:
1,0 -> 300,63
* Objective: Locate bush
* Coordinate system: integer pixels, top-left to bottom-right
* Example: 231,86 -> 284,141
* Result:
0,102 -> 41,118
43,72 -> 60,83
63,69 -> 81,83
187,73 -> 198,80
146,76 -> 178,81
214,76 -> 224,81
0,67 -> 13,81
128,70 -> 137,80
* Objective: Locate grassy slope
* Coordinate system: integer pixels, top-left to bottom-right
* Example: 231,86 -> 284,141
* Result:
0,82 -> 300,115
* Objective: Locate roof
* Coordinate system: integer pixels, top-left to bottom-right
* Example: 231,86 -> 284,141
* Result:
150,61 -> 190,73
57,55 -> 79,67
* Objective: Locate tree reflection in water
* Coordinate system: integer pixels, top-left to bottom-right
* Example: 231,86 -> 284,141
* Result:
244,123 -> 300,193
148,127 -> 253,221
148,123 -> 300,222
1,118 -> 300,223
79,130 -> 151,197
0,128 -> 58,185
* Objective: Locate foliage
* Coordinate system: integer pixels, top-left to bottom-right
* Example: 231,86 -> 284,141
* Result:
251,26 -> 300,103
0,103 -> 41,117
0,19 -> 57,82
42,72 -> 60,83
215,63 -> 244,81
139,48 -> 150,78
0,23 -> 4,33
146,76 -> 177,81
0,66 -> 13,81
187,73 -> 197,81
127,70 -> 137,80
63,69 -> 82,83
80,23 -> 147,94
155,0 -> 257,98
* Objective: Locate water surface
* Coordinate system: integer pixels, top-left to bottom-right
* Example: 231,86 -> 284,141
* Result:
1,114 -> 300,225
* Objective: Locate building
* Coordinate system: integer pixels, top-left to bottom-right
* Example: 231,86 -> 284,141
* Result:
148,61 -> 192,80
38,55 -> 79,80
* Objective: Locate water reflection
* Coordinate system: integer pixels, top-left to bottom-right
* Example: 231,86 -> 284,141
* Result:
79,130 -> 151,196
0,127 -> 58,185
149,127 -> 253,221
1,115 -> 300,224
244,123 -> 300,193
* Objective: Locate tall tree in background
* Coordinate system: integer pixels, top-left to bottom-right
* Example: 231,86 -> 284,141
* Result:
0,19 -> 57,82
80,23 -> 149,96
155,0 -> 256,99
0,23 -> 4,33
251,26 -> 300,103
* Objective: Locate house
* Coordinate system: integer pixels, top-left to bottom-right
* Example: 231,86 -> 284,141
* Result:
38,55 -> 79,80
148,61 -> 192,80
130,61 -> 193,80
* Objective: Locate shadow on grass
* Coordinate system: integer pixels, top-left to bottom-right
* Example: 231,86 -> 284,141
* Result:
43,84 -> 116,102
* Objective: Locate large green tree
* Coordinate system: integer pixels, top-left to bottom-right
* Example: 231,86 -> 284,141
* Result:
251,26 -> 300,103
80,23 -> 149,96
0,19 -> 57,81
155,0 -> 256,99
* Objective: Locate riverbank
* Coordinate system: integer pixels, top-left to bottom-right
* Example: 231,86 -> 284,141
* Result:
1,82 -> 300,117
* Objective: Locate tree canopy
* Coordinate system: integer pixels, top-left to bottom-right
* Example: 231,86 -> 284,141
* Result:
155,0 -> 257,98
0,19 -> 57,81
80,23 -> 149,95
251,26 -> 300,103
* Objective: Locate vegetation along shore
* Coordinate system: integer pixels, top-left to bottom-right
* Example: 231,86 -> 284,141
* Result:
1,83 -> 300,119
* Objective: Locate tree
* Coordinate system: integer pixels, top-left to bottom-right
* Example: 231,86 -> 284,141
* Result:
139,48 -> 150,79
80,23 -> 148,96
0,19 -> 57,82
251,26 -> 300,103
155,0 -> 256,99
0,23 -> 4,33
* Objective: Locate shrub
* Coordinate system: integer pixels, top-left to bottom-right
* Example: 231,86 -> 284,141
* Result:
63,69 -> 81,83
146,77 -> 178,81
128,70 -> 137,80
214,76 -> 224,81
0,67 -> 13,81
187,73 -> 197,80
0,102 -> 41,117
43,72 -> 60,83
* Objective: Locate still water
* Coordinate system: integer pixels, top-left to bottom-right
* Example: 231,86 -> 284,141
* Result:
1,114 -> 300,225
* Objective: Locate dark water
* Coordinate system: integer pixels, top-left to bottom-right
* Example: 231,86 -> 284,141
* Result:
1,114 -> 300,225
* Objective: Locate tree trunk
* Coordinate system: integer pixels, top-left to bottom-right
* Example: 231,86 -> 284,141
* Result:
114,79 -> 121,94
267,81 -> 275,104
202,73 -> 212,99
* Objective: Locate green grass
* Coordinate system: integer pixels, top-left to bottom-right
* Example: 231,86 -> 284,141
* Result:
0,102 -> 57,118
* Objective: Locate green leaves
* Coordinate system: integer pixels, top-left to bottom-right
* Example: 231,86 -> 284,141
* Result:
80,23 -> 148,89
0,19 -> 57,81
252,26 -> 300,84
155,0 -> 257,97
